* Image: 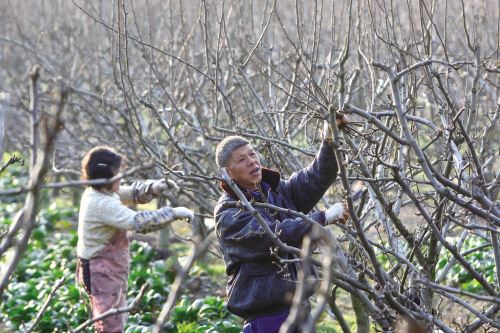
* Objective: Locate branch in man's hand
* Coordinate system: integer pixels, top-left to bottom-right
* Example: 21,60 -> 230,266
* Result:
279,234 -> 315,333
219,168 -> 301,257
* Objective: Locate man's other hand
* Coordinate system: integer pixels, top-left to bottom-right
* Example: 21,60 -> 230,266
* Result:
325,202 -> 350,224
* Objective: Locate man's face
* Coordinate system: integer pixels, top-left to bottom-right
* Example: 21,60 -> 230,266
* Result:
226,144 -> 262,191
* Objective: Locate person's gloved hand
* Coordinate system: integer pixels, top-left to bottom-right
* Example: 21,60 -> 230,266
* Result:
172,207 -> 194,222
323,112 -> 350,141
150,179 -> 179,196
336,111 -> 349,127
325,202 -> 350,224
323,121 -> 334,141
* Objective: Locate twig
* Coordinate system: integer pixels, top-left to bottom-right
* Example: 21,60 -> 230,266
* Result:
24,277 -> 66,333
0,155 -> 24,175
71,282 -> 149,333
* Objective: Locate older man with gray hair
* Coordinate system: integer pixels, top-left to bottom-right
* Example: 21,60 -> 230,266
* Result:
214,116 -> 350,333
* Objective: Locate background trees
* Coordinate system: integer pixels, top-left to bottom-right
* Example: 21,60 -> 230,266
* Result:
1,0 -> 500,332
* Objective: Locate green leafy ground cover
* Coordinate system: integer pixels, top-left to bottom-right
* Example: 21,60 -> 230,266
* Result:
0,208 -> 241,332
437,235 -> 497,293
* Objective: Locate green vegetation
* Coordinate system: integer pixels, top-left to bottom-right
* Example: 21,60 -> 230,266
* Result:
437,235 -> 497,293
0,204 -> 241,332
316,310 -> 357,333
377,234 -> 496,295
0,211 -> 87,331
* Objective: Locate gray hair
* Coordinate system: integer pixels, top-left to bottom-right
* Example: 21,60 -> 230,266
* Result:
215,136 -> 251,168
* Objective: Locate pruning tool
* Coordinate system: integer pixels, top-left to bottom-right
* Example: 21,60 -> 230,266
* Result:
352,188 -> 364,202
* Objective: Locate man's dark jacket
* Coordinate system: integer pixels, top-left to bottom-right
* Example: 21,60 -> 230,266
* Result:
214,141 -> 338,323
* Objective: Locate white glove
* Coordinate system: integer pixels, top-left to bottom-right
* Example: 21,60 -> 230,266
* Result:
325,202 -> 349,224
323,121 -> 334,140
172,207 -> 194,222
323,113 -> 349,140
150,179 -> 179,196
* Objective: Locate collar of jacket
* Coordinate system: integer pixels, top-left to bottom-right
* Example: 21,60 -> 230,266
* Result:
220,167 -> 281,200
97,187 -> 114,196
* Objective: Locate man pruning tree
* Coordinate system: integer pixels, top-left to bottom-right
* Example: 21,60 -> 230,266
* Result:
214,115 -> 350,333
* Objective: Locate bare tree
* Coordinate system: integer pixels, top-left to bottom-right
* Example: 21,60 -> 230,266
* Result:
1,0 -> 500,332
